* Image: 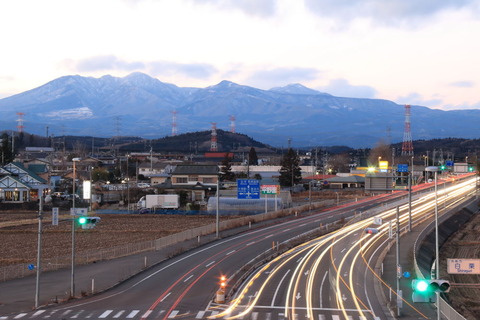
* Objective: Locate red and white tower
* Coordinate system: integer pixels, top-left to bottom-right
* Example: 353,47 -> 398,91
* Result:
16,112 -> 25,133
401,105 -> 414,156
210,122 -> 218,152
229,115 -> 236,133
171,110 -> 177,136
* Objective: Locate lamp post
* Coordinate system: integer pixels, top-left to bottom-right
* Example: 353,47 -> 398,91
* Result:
216,174 -> 220,239
426,165 -> 440,320
71,157 -> 81,298
35,189 -> 51,308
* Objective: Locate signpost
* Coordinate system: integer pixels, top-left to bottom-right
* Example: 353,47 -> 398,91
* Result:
261,184 -> 280,213
237,179 -> 260,199
52,207 -> 59,226
447,259 -> 480,274
397,164 -> 409,173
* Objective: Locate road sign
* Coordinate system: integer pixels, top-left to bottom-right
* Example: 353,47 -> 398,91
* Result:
447,258 -> 480,274
52,207 -> 59,226
28,264 -> 35,270
261,185 -> 279,194
70,208 -> 88,216
446,160 -> 454,167
373,216 -> 382,225
237,179 -> 260,199
397,164 -> 409,172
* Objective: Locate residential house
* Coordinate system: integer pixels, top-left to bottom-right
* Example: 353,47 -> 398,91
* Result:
0,162 -> 48,202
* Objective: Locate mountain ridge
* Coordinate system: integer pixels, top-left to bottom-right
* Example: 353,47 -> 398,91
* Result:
1,72 -> 479,148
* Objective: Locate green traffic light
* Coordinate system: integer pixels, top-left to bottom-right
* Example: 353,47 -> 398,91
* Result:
78,217 -> 87,224
415,280 -> 429,292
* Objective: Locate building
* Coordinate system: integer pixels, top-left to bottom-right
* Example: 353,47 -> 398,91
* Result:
0,162 -> 48,202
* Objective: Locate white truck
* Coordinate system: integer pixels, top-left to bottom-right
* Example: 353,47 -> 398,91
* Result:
137,194 -> 179,209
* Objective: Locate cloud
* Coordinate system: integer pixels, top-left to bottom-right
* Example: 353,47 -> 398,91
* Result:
69,55 -> 217,80
189,0 -> 277,17
75,55 -> 145,72
246,67 -> 321,89
318,79 -> 377,99
450,81 -> 475,88
148,61 -> 217,79
396,92 -> 443,107
304,0 -> 478,25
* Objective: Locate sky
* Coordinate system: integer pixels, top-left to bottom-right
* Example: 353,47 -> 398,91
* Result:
1,0 -> 480,110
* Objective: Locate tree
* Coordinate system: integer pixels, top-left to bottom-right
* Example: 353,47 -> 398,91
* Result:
220,154 -> 236,181
368,139 -> 391,167
248,147 -> 258,165
278,148 -> 302,187
0,133 -> 14,165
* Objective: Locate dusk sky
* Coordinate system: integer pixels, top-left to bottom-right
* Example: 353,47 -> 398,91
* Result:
1,0 -> 480,110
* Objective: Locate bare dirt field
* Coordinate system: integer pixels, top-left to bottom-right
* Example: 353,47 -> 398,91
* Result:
0,212 -> 225,266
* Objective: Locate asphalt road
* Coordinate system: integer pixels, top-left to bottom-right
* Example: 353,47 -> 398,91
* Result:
1,175 -> 476,320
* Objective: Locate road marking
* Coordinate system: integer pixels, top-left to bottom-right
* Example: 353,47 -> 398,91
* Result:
99,310 -> 113,318
142,310 -> 153,318
283,228 -> 291,232
161,292 -> 171,302
127,310 -> 140,318
113,310 -> 125,318
251,312 -> 259,320
31,310 -> 46,317
318,315 -> 326,320
0,317 -> 7,320
184,274 -> 194,282
341,248 -> 346,253
195,311 -> 205,318
14,314 -> 27,319
206,261 -> 215,267
168,310 -> 179,318
332,315 -> 340,320
60,310 -> 72,317
226,250 -> 236,255
71,310 -> 84,318
265,234 -> 273,238
246,241 -> 255,246
265,313 -> 272,320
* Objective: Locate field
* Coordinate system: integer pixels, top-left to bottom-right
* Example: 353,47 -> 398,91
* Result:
0,212 -> 223,266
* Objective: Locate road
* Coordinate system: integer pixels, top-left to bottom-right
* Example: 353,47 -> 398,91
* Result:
1,174 -> 476,320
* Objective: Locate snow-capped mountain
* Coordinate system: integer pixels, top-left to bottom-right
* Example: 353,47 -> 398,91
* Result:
0,72 -> 479,148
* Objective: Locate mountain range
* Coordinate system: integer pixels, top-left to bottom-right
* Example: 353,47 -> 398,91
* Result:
0,72 -> 479,148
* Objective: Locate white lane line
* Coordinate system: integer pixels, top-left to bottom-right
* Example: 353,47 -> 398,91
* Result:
319,271 -> 328,308
226,250 -> 236,255
205,261 -> 215,267
271,269 -> 291,307
13,314 -> 27,319
265,234 -> 273,238
142,310 -> 153,318
168,310 -> 179,318
195,311 -> 205,318
32,310 -> 46,317
184,274 -> 194,282
341,248 -> 346,253
99,310 -> 113,318
246,241 -> 255,246
161,292 -> 171,302
113,310 -> 125,318
126,310 -> 140,318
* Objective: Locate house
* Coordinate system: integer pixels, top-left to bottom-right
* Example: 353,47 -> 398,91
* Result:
155,164 -> 220,203
0,162 -> 48,202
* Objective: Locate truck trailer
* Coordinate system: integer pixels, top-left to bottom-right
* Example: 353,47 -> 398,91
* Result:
137,194 -> 179,209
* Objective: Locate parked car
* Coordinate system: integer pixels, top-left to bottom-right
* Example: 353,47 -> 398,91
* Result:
136,183 -> 151,188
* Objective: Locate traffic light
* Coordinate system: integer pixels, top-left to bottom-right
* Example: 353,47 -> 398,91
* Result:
468,166 -> 474,172
77,216 -> 101,229
440,164 -> 446,171
412,279 -> 450,302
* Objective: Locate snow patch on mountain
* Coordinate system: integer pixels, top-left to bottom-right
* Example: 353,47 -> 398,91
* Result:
44,107 -> 93,119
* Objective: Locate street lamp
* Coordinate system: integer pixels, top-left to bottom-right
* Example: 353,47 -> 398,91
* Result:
425,165 -> 440,320
35,189 -> 51,308
71,157 -> 81,298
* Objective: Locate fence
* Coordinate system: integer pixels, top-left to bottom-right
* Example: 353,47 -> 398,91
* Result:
0,199 -> 339,282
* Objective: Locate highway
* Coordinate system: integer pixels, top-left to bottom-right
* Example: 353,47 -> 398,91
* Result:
2,175 -> 476,320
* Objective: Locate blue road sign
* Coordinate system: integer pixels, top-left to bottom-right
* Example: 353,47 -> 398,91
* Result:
237,179 -> 260,199
28,264 -> 35,270
446,160 -> 454,167
397,164 -> 409,172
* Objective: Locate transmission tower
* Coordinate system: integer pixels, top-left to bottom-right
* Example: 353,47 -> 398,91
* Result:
16,112 -> 25,133
171,110 -> 178,136
401,105 -> 414,156
229,115 -> 236,133
210,122 -> 218,152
